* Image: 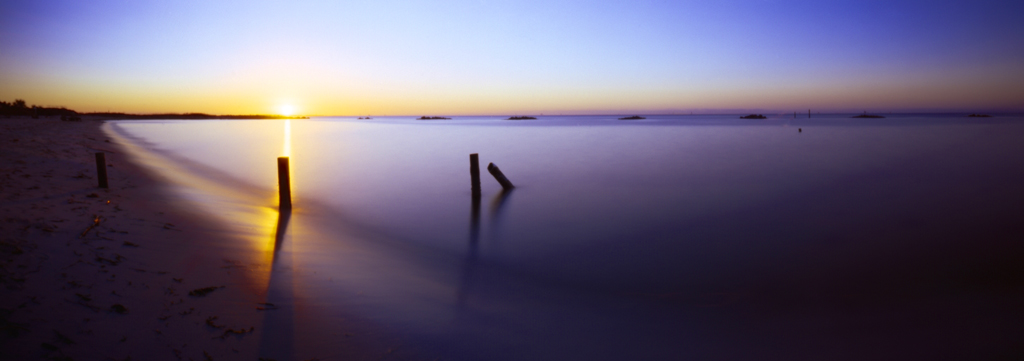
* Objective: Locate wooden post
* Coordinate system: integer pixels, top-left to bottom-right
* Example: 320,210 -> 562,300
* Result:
278,157 -> 292,210
470,153 -> 481,199
95,152 -> 108,188
487,163 -> 515,190
808,109 -> 811,118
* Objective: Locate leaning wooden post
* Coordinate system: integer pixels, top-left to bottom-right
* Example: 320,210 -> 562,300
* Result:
95,152 -> 108,188
277,157 -> 292,210
487,163 -> 515,190
470,153 -> 482,199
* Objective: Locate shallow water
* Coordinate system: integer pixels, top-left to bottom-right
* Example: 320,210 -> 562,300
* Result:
108,114 -> 1024,360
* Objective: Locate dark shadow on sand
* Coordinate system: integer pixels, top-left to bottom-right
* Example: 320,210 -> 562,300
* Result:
273,209 -> 291,256
258,208 -> 294,359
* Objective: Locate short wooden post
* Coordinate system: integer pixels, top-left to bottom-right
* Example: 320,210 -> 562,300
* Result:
487,163 -> 515,190
470,154 -> 482,198
95,153 -> 108,188
278,157 -> 292,210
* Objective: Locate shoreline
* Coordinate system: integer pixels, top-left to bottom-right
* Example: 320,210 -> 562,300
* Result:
1,116 -> 281,360
2,116 -> 408,360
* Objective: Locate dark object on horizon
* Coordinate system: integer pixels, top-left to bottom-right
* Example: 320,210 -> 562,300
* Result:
506,116 -> 537,120
799,128 -> 802,133
470,153 -> 482,199
61,115 -> 83,121
740,114 -> 767,119
619,116 -> 645,120
418,116 -> 451,120
95,153 -> 108,189
278,157 -> 292,210
358,116 -> 373,119
968,114 -> 993,118
852,111 -> 885,118
809,109 -> 811,118
487,163 -> 515,190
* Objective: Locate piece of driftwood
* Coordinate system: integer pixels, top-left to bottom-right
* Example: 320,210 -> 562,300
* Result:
80,215 -> 101,237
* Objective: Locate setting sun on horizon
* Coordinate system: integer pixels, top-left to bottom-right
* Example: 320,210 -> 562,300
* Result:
278,104 -> 296,117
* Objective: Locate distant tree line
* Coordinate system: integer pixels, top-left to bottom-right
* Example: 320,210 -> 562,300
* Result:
1,99 -> 78,118
84,112 -> 305,120
1,99 -> 304,119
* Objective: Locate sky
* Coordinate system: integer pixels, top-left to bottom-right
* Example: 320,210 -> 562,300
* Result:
1,0 -> 1023,115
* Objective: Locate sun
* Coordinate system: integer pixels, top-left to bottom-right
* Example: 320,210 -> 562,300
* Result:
278,104 -> 296,116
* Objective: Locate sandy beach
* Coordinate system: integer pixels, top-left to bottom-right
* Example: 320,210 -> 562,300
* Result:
0,116 -> 364,361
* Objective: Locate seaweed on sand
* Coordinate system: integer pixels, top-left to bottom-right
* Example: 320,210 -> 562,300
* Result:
188,286 -> 225,297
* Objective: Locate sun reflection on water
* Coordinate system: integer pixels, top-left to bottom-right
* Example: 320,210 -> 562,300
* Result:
283,119 -> 292,157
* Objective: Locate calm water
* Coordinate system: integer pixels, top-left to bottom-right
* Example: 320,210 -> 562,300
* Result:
107,114 -> 1024,360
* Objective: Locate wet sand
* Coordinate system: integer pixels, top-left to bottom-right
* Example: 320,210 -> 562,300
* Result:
0,116 -> 391,360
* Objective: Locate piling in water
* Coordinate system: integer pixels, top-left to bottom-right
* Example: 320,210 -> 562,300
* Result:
487,163 -> 515,190
278,157 -> 292,210
470,153 -> 481,199
95,152 -> 108,188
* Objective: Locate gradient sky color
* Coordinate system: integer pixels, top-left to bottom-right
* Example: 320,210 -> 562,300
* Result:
2,0 -> 1023,115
